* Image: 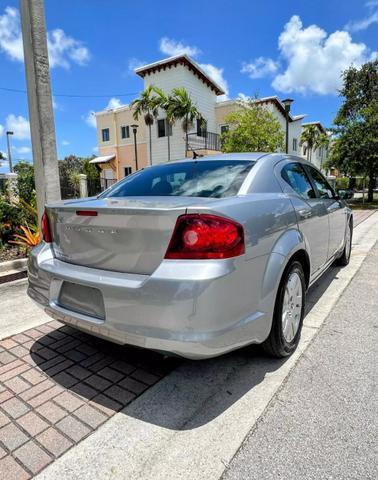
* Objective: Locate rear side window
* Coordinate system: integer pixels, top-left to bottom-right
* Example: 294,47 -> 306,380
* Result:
102,160 -> 255,199
281,163 -> 316,200
306,166 -> 335,199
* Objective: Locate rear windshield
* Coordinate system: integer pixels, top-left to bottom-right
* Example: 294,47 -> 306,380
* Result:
102,160 -> 255,199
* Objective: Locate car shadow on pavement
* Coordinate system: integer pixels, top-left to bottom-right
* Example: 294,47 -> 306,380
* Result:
30,323 -> 286,430
29,265 -> 341,431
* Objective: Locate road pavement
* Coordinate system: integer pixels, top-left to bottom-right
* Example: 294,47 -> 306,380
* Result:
223,241 -> 378,480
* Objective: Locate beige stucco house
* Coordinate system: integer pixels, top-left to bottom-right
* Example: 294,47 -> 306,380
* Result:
92,54 -> 328,182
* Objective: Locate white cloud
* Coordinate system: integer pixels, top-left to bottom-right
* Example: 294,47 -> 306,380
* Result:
237,93 -> 250,101
241,57 -> 279,79
13,145 -> 31,155
93,146 -> 99,154
128,57 -> 146,73
61,140 -> 70,146
199,63 -> 229,100
0,7 -> 23,61
159,37 -> 201,57
271,15 -> 374,95
5,114 -> 30,140
0,6 -> 90,68
105,97 -> 124,110
47,29 -> 90,68
0,124 -> 3,137
345,1 -> 378,32
85,111 -> 96,128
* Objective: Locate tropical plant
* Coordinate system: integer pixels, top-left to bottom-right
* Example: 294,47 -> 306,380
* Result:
131,86 -> 160,165
9,224 -> 40,248
314,133 -> 330,168
166,87 -> 204,157
331,60 -> 378,202
300,125 -> 321,162
0,196 -> 25,247
221,99 -> 285,153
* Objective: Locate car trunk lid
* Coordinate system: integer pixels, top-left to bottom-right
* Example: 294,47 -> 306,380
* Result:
46,196 -> 217,274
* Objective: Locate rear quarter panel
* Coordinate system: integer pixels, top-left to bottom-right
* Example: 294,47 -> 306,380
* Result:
187,193 -> 303,341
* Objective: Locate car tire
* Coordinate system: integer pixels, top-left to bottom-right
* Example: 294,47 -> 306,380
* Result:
335,221 -> 353,267
262,260 -> 306,358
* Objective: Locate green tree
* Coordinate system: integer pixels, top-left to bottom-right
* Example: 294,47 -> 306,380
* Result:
166,87 -> 204,157
131,86 -> 160,165
59,155 -> 100,197
300,125 -> 320,162
331,60 -> 378,202
221,99 -> 284,153
13,161 -> 36,205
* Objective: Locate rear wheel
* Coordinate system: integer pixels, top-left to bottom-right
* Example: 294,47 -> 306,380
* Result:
335,221 -> 352,266
262,261 -> 305,358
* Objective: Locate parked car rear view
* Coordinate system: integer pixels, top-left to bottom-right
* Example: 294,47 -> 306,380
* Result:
28,153 -> 353,359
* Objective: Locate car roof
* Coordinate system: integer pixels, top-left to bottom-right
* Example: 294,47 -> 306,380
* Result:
165,152 -> 271,165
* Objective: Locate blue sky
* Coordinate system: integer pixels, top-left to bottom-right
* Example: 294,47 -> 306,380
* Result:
0,0 -> 377,170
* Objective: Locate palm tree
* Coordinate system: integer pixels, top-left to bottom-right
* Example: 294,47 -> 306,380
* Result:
314,133 -> 330,168
131,86 -> 159,165
153,87 -> 173,162
166,87 -> 204,157
300,125 -> 320,163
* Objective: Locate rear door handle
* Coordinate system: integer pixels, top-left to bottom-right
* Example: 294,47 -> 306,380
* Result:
298,209 -> 312,219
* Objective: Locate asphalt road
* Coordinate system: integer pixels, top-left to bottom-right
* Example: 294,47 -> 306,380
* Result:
223,242 -> 378,480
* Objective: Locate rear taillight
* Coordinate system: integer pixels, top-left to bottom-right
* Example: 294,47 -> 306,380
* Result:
41,210 -> 52,243
165,214 -> 245,260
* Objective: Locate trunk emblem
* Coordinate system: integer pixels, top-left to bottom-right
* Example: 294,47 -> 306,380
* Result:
64,226 -> 119,234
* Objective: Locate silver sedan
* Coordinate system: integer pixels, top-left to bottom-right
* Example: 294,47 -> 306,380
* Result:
28,153 -> 353,359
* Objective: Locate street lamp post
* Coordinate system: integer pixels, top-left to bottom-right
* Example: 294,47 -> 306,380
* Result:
6,131 -> 14,172
282,98 -> 293,154
131,124 -> 139,171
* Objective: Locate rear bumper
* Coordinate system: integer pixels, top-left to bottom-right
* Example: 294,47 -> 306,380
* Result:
28,243 -> 270,359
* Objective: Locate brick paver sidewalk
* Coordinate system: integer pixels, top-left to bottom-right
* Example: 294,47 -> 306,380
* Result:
0,321 -> 176,479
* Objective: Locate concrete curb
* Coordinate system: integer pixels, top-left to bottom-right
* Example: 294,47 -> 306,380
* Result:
0,257 -> 28,273
35,213 -> 378,480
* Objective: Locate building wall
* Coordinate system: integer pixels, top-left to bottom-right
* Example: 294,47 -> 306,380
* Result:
96,107 -> 148,179
142,64 -> 219,164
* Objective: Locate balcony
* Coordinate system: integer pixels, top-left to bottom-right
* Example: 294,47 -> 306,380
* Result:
187,131 -> 221,153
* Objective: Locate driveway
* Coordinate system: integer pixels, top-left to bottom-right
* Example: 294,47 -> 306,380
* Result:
0,210 -> 377,479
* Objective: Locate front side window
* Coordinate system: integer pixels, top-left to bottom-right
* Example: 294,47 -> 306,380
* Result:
292,138 -> 297,151
281,163 -> 316,200
306,166 -> 335,199
101,160 -> 255,199
121,126 -> 130,139
102,128 -> 110,142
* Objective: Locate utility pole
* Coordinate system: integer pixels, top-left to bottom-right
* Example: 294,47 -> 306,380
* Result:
6,131 -> 14,172
20,0 -> 61,222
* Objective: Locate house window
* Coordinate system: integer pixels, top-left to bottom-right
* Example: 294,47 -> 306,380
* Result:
102,128 -> 110,142
157,119 -> 172,138
124,166 -> 132,177
292,138 -> 297,151
220,125 -> 229,135
121,126 -> 130,139
197,119 -> 207,137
